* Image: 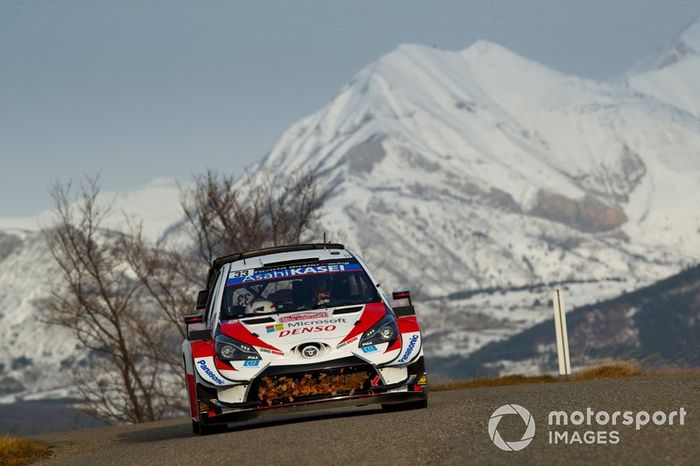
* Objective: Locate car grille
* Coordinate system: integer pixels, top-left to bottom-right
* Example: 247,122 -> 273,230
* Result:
251,363 -> 378,406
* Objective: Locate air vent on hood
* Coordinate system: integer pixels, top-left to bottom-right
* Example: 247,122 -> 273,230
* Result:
333,306 -> 363,315
241,316 -> 275,325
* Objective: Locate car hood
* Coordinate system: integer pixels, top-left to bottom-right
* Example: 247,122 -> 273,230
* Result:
220,302 -> 387,352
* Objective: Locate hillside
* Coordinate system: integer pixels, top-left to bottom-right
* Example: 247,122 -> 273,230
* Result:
436,264 -> 700,379
0,231 -> 80,401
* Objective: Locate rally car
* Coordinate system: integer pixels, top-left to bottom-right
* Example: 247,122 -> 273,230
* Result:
182,243 -> 428,434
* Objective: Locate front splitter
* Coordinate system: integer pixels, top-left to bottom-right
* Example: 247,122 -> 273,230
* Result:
205,391 -> 426,425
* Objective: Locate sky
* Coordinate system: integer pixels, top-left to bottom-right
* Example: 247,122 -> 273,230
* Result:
2,0 -> 700,217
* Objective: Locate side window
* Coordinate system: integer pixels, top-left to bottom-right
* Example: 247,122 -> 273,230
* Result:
206,268 -> 225,329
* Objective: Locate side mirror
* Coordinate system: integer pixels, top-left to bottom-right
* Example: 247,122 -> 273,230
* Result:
391,290 -> 415,316
184,313 -> 204,325
392,290 -> 412,305
184,313 -> 209,341
195,289 -> 209,310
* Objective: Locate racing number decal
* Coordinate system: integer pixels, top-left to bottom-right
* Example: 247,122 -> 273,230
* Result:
232,289 -> 254,306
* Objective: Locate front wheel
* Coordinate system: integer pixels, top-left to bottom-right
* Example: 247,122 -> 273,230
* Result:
193,418 -> 221,435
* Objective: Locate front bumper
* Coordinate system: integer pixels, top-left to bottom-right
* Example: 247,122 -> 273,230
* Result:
197,356 -> 428,424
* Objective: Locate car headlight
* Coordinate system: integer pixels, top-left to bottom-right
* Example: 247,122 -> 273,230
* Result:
360,315 -> 399,347
215,334 -> 261,361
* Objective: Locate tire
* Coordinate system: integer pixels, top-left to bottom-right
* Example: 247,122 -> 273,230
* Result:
193,418 -> 221,435
187,370 -> 220,435
382,398 -> 428,411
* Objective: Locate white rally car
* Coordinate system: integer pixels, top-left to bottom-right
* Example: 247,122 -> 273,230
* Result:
182,243 -> 428,434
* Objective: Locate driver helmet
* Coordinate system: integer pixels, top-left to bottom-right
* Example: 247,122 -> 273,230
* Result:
313,277 -> 331,304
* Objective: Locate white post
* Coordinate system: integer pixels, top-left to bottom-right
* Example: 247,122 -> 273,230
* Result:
552,289 -> 571,376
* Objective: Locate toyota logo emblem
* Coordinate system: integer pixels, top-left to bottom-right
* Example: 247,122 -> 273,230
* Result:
301,344 -> 320,359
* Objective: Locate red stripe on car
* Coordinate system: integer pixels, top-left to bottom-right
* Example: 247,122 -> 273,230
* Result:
338,302 -> 386,344
214,358 -> 237,371
220,321 -> 283,352
398,316 -> 420,333
191,340 -> 216,358
186,373 -> 198,418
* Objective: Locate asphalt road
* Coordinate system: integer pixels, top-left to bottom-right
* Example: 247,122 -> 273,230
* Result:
33,375 -> 700,465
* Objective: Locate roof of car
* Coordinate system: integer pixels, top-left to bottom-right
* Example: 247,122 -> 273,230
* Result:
205,244 -> 355,289
226,247 -> 353,273
206,244 -> 349,287
212,243 -> 346,268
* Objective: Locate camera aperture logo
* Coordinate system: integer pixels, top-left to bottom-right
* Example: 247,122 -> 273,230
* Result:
488,404 -> 536,451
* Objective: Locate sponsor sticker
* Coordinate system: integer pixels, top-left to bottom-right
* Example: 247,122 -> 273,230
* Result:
336,336 -> 359,349
361,345 -> 378,353
266,324 -> 284,333
196,359 -> 225,385
243,360 -> 260,367
417,374 -> 428,385
259,347 -> 284,356
398,334 -> 419,363
279,311 -> 329,323
287,318 -> 346,328
279,325 -> 337,337
225,262 -> 364,286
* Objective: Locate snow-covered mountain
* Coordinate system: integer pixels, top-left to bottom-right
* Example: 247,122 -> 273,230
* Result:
257,38 -> 700,297
0,230 -> 79,401
627,19 -> 700,117
3,20 -> 700,397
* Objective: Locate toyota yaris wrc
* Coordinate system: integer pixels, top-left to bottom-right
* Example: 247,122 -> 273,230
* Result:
182,243 -> 428,434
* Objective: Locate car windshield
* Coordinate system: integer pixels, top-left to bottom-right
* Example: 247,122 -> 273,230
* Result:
220,259 -> 380,320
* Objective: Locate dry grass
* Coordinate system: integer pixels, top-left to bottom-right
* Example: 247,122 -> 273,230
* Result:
569,361 -> 644,380
431,374 -> 559,391
430,361 -> 698,392
0,436 -> 50,466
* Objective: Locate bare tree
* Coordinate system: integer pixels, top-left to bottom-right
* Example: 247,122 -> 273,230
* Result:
42,169 -> 325,423
119,225 -> 201,341
181,169 -> 324,262
42,178 -> 178,422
